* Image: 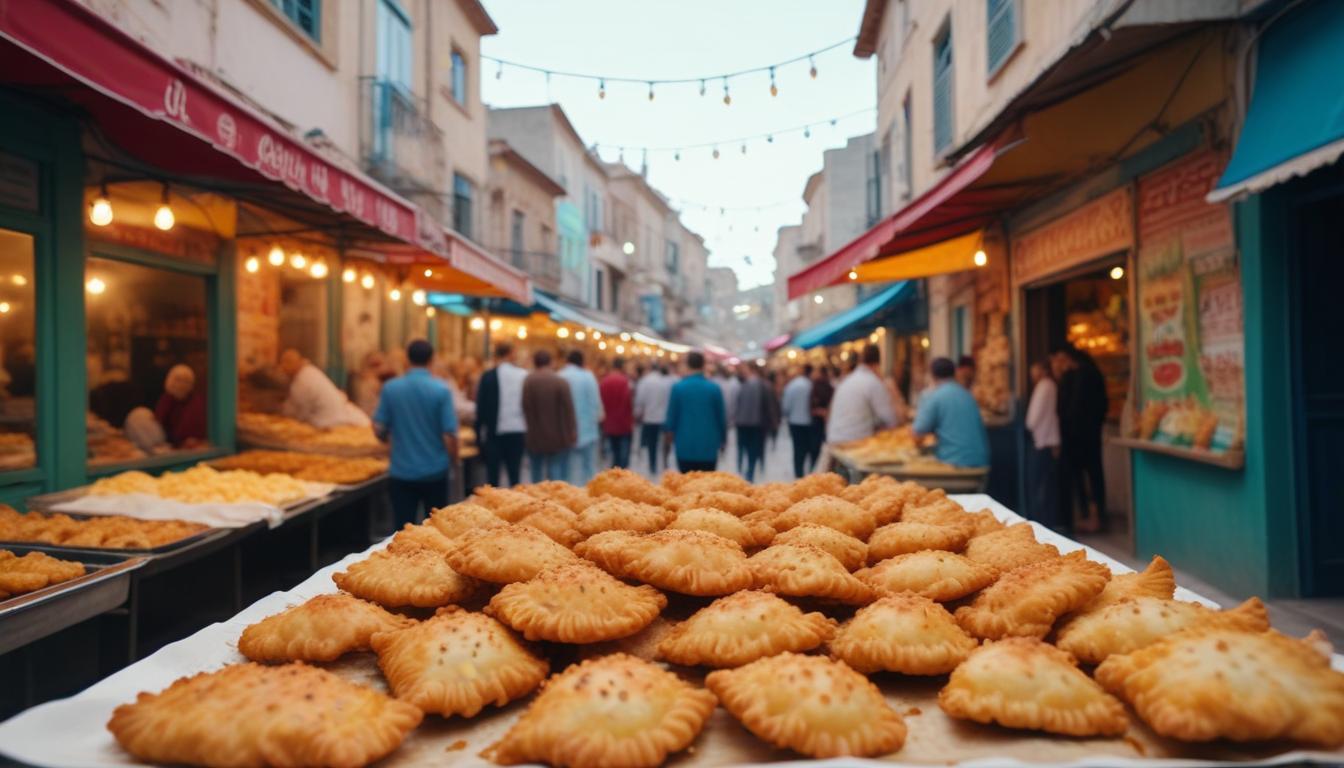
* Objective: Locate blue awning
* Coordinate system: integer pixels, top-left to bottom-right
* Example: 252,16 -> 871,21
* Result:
792,281 -> 924,350
1209,0 -> 1344,202
532,291 -> 622,336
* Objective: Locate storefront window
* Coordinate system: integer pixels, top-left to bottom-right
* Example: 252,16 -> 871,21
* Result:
86,256 -> 210,466
0,228 -> 36,472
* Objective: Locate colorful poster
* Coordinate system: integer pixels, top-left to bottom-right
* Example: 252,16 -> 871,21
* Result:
1134,151 -> 1244,454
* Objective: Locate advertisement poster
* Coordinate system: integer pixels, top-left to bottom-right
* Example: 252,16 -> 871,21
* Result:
1134,151 -> 1244,454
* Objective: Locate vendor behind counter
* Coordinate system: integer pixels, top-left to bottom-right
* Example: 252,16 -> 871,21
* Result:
912,357 -> 989,468
278,348 -> 370,429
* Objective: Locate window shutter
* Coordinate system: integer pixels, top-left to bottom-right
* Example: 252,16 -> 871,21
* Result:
933,31 -> 954,153
986,0 -> 1017,74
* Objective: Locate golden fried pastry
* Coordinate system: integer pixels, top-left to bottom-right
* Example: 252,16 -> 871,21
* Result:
426,501 -> 504,540
237,592 -> 413,662
706,653 -> 907,758
867,521 -> 970,562
1083,555 -> 1175,612
1056,596 -> 1269,664
371,607 -> 547,717
511,502 -> 581,546
470,485 -> 537,514
516,480 -> 594,513
387,522 -> 455,554
448,523 -> 579,584
772,495 -> 877,540
0,507 -> 206,549
664,470 -> 754,496
333,547 -> 477,608
754,489 -> 795,515
939,638 -> 1128,736
786,472 -> 847,502
577,529 -> 752,596
840,473 -> 899,501
664,507 -> 774,547
955,551 -> 1110,639
663,490 -> 759,517
772,524 -> 866,571
487,653 -> 716,768
572,496 -> 670,538
749,544 -> 875,604
830,593 -> 978,675
107,662 -> 422,767
1096,627 -> 1344,745
586,467 -> 669,506
209,450 -> 388,484
856,550 -> 998,602
962,523 -> 1061,572
854,488 -> 909,526
901,499 -> 976,536
658,590 -> 836,667
0,550 -> 84,597
486,563 -> 666,643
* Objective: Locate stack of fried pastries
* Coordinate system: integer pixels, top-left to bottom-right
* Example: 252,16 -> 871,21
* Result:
106,469 -> 1344,768
0,506 -> 207,549
0,549 -> 84,598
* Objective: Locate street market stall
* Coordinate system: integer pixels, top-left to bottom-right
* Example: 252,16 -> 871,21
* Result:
829,427 -> 990,492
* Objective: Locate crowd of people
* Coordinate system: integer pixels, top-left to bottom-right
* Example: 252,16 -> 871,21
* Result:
1024,346 -> 1109,536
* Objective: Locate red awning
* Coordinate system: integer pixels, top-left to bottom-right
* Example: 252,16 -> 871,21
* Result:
787,141 -> 1009,300
762,334 -> 792,352
0,0 -> 530,303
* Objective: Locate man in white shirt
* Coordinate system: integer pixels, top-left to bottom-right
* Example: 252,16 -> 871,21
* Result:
279,349 -> 370,429
633,365 -> 673,474
712,366 -> 739,461
825,346 -> 898,444
1024,359 -> 1063,531
780,365 -> 815,478
477,342 -> 528,486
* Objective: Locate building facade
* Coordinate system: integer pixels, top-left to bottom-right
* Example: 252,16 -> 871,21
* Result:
483,139 -> 564,294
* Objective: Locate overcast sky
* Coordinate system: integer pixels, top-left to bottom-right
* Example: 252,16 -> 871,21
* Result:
479,0 -> 876,290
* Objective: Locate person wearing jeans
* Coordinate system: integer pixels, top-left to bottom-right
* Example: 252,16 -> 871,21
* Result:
476,342 -> 527,487
733,363 -> 769,482
599,356 -> 634,469
374,339 -> 458,528
1024,358 -> 1062,531
663,352 -> 726,472
559,349 -> 604,485
780,364 -> 814,478
633,365 -> 672,474
521,349 -> 577,482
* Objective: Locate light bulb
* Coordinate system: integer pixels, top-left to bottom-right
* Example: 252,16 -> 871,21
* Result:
620,332 -> 631,342
517,327 -> 527,339
86,277 -> 106,295
89,195 -> 113,227
921,336 -> 931,349
622,241 -> 635,255
557,327 -> 570,339
0,302 -> 10,314
973,250 -> 988,267
245,256 -> 260,273
10,275 -> 26,286
809,56 -> 818,79
411,289 -> 426,306
787,350 -> 798,360
310,261 -> 328,278
490,318 -> 503,331
592,331 -> 602,340
598,341 -> 607,350
360,273 -> 375,290
426,307 -> 436,317
342,267 -> 356,283
647,82 -> 655,101
469,317 -> 486,331
268,245 -> 285,266
848,270 -> 858,280
615,344 -> 625,354
814,295 -> 824,304
712,147 -> 720,160
388,287 -> 402,301
153,203 -> 175,231
657,349 -> 666,357
575,331 -> 586,341
598,79 -> 606,99
1110,266 -> 1125,280
290,253 -> 307,269
424,268 -> 434,278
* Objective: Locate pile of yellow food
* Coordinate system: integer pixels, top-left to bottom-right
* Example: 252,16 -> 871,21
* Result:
836,426 -> 936,466
209,450 -> 388,485
237,412 -> 384,456
89,465 -> 311,507
107,467 -> 1344,768
0,431 -> 36,470
0,506 -> 206,549
0,548 -> 85,598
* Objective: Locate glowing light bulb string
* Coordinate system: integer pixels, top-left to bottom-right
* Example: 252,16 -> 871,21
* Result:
593,107 -> 874,157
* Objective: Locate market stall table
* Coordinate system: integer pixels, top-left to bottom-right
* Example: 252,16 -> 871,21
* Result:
2,494 -> 1340,768
0,547 -> 146,656
830,449 -> 990,493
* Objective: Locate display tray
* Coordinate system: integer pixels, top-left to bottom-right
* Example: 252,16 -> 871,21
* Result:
0,505 -> 221,557
0,546 -> 147,655
1,494 -> 1340,768
236,434 -> 388,459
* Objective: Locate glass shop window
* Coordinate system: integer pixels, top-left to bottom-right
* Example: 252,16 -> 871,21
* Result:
0,228 -> 36,472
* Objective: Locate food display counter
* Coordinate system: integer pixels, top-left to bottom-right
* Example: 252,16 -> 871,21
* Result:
0,546 -> 146,656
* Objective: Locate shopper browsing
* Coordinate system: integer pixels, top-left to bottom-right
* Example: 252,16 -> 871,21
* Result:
734,364 -> 770,482
781,365 -> 815,478
1024,358 -> 1062,531
599,357 -> 634,468
558,349 -> 604,485
633,364 -> 673,474
521,349 -> 577,482
663,351 -> 727,473
476,342 -> 528,487
825,346 -> 898,444
912,357 -> 989,468
373,340 -> 458,528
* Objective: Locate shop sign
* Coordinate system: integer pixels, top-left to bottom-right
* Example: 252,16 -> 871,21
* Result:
90,222 -> 220,267
1012,187 -> 1133,285
1133,150 -> 1243,456
0,152 -> 39,213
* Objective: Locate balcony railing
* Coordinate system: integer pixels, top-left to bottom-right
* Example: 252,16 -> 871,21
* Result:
359,77 -> 447,219
506,248 -> 562,294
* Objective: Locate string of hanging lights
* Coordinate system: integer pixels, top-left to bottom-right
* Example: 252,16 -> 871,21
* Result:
593,107 -> 874,162
483,36 -> 854,102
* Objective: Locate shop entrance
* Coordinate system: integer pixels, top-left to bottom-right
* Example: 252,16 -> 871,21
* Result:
1290,183 -> 1344,596
1022,258 -> 1132,534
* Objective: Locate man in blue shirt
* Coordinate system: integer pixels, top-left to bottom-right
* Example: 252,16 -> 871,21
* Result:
912,357 -> 989,468
558,349 -> 604,485
662,351 -> 726,473
373,339 -> 458,527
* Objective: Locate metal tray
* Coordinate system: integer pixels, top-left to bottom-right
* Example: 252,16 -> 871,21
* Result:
0,501 -> 219,556
0,545 -> 147,655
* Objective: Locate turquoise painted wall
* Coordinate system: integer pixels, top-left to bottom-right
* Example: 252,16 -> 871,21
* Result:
1133,193 -> 1300,597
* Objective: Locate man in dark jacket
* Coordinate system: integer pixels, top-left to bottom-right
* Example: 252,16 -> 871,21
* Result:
734,363 -> 770,482
476,342 -> 528,487
521,349 -> 577,482
1053,345 -> 1108,533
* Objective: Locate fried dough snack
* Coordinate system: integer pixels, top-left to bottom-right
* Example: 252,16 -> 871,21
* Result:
966,508 -> 1007,537
426,501 -> 505,541
962,523 -> 1061,572
1096,627 -> 1344,745
586,467 -> 669,506
0,549 -> 84,597
856,550 -> 998,602
664,507 -> 774,547
830,593 -> 978,675
576,529 -> 752,596
107,662 -> 422,768
772,495 -> 877,539
772,523 -> 867,571
867,521 -> 970,561
664,490 -> 759,517
0,507 -> 206,549
853,488 -> 911,526
954,551 -> 1110,639
662,470 -> 753,496
1082,555 -> 1175,612
469,485 -> 537,514
486,563 -> 666,643
838,473 -> 900,502
371,607 -> 547,718
1055,596 -> 1269,664
938,638 -> 1128,737
237,592 -> 413,662
387,522 -> 455,554
785,472 -> 847,502
573,496 -> 671,538
706,653 -> 907,758
209,450 -> 388,484
515,480 -> 594,513
448,523 -> 580,584
487,653 -> 716,768
333,547 -> 477,608
900,498 -> 976,536
657,590 -> 836,668
509,501 -> 581,546
748,543 -> 875,604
